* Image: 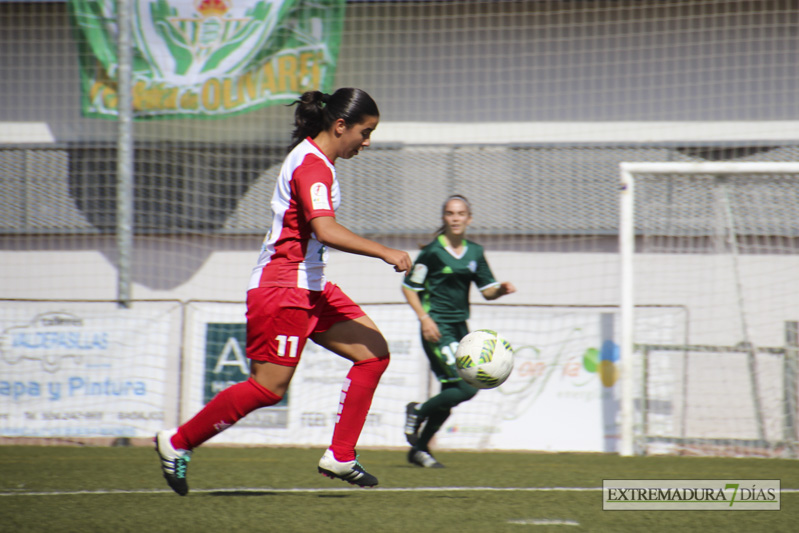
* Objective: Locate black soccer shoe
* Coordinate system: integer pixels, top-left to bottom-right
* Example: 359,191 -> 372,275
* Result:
155,429 -> 191,496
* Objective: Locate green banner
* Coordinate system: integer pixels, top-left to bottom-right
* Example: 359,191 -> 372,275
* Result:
67,0 -> 346,119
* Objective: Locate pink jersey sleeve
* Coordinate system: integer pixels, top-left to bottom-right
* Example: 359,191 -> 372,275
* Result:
291,154 -> 336,222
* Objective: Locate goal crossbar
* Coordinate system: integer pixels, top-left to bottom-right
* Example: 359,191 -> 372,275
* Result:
620,162 -> 799,176
618,161 -> 799,457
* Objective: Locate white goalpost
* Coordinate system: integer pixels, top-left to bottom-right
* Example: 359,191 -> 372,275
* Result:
619,162 -> 799,457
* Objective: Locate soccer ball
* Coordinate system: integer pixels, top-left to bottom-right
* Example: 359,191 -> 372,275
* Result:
454,329 -> 514,389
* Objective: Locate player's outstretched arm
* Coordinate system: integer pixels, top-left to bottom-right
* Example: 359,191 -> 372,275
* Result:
481,281 -> 516,301
311,216 -> 411,273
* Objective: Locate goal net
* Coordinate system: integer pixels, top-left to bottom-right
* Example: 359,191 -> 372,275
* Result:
619,162 -> 799,458
3,1 -> 799,451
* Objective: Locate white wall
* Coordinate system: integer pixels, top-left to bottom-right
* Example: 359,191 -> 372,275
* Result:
3,247 -> 798,348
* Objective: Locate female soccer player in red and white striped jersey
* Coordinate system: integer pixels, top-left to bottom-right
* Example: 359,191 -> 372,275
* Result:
155,88 -> 411,495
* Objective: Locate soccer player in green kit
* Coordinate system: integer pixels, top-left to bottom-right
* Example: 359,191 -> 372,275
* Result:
401,194 -> 516,467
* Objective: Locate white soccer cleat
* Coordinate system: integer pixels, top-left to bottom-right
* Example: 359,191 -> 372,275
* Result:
154,429 -> 192,496
317,448 -> 378,487
408,448 -> 445,468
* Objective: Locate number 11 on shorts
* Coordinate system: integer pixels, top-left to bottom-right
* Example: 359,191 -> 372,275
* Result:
275,335 -> 299,358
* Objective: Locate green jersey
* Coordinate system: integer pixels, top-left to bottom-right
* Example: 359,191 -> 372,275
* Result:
403,234 -> 499,323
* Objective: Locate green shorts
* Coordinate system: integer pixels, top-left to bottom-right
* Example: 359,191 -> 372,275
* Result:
421,321 -> 469,383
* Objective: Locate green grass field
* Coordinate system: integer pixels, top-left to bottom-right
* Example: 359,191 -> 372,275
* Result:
1,445 -> 796,532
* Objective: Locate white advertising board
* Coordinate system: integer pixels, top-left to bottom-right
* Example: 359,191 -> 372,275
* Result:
437,307 -> 619,452
0,301 -> 181,438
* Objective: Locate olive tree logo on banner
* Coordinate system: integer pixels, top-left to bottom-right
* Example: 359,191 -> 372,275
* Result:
67,0 -> 346,118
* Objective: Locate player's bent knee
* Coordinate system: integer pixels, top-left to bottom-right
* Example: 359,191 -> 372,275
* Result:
353,354 -> 390,376
349,338 -> 389,362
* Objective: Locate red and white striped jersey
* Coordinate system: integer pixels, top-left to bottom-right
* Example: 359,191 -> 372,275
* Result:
248,138 -> 339,291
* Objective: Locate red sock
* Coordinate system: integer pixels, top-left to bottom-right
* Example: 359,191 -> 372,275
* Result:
171,377 -> 281,451
330,355 -> 390,462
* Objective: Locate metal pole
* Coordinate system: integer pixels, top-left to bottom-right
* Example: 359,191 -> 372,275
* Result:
116,0 -> 134,308
785,321 -> 798,457
718,177 -> 766,444
619,166 -> 635,456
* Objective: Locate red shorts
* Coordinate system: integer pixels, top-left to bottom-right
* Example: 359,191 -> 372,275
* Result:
245,282 -> 366,367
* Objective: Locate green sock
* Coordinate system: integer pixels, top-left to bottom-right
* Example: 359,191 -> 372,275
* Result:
415,381 -> 477,451
416,408 -> 450,451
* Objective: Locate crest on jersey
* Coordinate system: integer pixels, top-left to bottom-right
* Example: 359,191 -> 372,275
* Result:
468,260 -> 477,273
310,182 -> 331,210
